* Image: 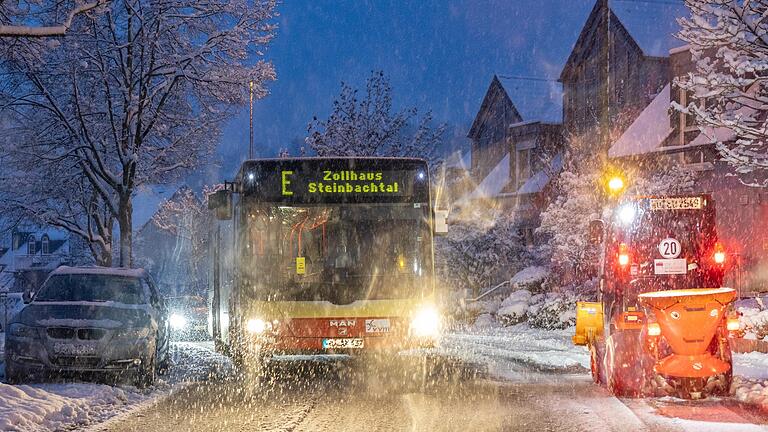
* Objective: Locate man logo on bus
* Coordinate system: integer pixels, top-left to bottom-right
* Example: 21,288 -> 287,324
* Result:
330,319 -> 356,327
282,171 -> 293,196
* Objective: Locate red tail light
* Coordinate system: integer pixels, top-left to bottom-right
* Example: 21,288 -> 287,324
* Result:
618,243 -> 630,267
714,242 -> 726,264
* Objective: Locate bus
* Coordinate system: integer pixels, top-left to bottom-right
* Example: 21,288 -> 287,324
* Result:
207,157 -> 446,368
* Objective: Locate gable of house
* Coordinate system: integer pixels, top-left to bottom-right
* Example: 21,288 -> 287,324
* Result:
468,76 -> 522,140
559,0 -> 672,144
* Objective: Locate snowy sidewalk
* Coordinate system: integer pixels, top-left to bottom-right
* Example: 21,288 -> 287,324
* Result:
0,341 -> 233,432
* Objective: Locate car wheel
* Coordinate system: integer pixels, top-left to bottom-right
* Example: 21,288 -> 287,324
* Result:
136,354 -> 156,388
5,360 -> 23,385
157,347 -> 171,376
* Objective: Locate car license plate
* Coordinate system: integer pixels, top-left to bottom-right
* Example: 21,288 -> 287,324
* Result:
322,338 -> 364,349
654,258 -> 687,275
53,343 -> 97,356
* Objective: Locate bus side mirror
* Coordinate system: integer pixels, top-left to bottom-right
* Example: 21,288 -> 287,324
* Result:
208,190 -> 233,221
589,219 -> 604,245
434,209 -> 449,235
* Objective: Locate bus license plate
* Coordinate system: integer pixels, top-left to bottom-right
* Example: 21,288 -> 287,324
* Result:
322,338 -> 364,349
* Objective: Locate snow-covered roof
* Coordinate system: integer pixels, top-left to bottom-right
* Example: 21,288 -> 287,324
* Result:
611,2 -> 687,58
497,76 -> 563,123
466,153 -> 511,201
516,153 -> 563,195
51,266 -> 148,278
609,84 -> 673,159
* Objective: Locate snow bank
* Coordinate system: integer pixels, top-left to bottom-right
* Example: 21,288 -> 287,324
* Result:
464,265 -> 575,330
497,290 -> 531,325
707,351 -> 768,411
509,266 -> 548,290
736,299 -> 768,340
0,341 -> 232,431
0,383 -> 147,431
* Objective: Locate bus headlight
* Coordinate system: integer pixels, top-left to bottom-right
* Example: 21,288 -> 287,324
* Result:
169,313 -> 188,330
246,318 -> 269,334
410,306 -> 441,338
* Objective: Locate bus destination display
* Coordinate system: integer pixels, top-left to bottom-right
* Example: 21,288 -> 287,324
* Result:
283,170 -> 402,196
240,160 -> 428,203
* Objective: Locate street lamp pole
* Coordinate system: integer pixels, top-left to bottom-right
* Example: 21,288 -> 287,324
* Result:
249,81 -> 254,159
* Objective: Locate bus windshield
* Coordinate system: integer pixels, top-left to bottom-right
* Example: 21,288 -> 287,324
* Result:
239,199 -> 431,303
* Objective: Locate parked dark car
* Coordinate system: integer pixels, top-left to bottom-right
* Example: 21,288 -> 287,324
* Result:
5,266 -> 170,387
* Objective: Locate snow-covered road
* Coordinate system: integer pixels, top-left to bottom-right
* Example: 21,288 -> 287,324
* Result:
97,327 -> 768,432
2,328 -> 768,431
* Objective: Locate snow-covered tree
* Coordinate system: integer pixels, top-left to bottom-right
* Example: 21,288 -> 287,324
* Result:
437,216 -> 531,297
537,170 -> 601,284
676,0 -> 768,187
0,1 -> 107,37
306,71 -> 446,158
0,117 -> 114,265
0,0 -> 277,267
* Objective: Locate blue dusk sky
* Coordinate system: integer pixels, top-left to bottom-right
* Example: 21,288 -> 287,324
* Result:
210,0 -> 688,180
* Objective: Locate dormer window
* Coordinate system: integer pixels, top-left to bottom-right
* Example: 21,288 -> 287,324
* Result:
41,235 -> 50,255
27,235 -> 36,255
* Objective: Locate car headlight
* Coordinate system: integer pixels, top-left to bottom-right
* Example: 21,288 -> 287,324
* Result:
246,318 -> 271,334
169,313 -> 188,330
410,306 -> 442,338
8,323 -> 36,338
115,327 -> 151,339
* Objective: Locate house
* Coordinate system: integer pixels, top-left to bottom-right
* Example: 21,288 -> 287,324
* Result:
560,0 -> 678,152
460,74 -> 565,244
460,0 -> 684,242
607,45 -> 768,294
0,228 -> 73,294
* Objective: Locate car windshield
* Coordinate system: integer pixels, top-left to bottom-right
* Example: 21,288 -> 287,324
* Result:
34,274 -> 146,304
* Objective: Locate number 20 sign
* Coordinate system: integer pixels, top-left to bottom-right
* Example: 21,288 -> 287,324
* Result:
658,238 -> 681,259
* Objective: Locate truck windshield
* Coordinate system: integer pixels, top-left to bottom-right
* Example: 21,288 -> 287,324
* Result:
239,200 -> 431,303
35,274 -> 146,304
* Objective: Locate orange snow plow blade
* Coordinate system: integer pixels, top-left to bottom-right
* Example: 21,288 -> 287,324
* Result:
639,288 -> 736,378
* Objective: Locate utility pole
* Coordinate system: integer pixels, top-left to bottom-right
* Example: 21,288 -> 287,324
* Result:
249,81 -> 254,159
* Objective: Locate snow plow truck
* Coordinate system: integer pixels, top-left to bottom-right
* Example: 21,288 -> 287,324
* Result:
573,194 -> 740,399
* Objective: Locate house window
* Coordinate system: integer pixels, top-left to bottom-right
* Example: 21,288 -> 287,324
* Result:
27,235 -> 36,255
41,235 -> 50,255
518,148 -> 531,185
